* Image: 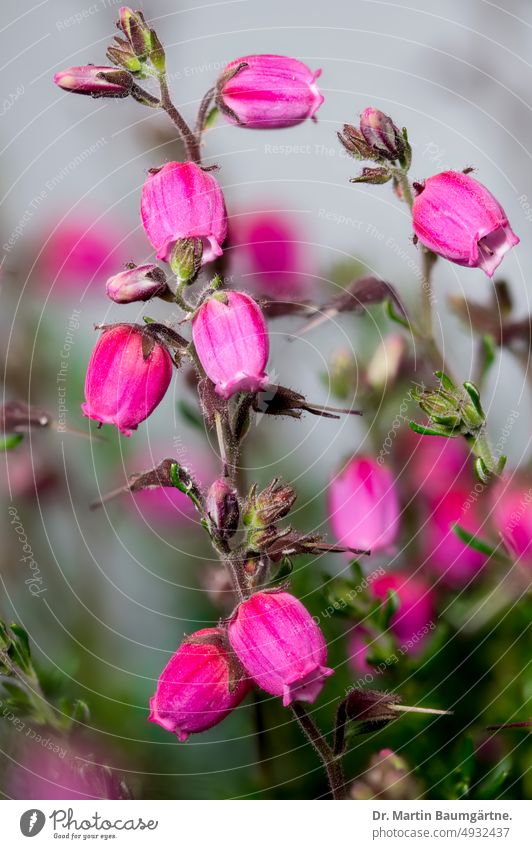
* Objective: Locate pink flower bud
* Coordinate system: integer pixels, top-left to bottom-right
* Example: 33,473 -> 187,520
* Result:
228,591 -> 334,706
491,476 -> 532,569
423,488 -> 487,585
206,478 -> 240,540
192,291 -> 269,399
140,161 -> 227,265
412,171 -> 519,277
106,264 -> 168,303
328,456 -> 400,553
372,572 -> 434,650
82,325 -> 172,436
359,107 -> 405,161
217,55 -> 324,129
53,66 -> 132,97
149,628 -> 249,741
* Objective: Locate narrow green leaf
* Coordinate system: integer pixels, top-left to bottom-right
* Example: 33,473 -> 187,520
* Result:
452,523 -> 497,556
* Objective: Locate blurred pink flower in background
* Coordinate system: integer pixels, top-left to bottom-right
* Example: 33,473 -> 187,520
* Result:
372,571 -> 435,649
491,474 -> 532,570
423,488 -> 488,586
7,740 -> 124,800
328,456 -> 400,554
37,216 -> 127,293
230,209 -> 313,298
397,429 -> 471,499
347,571 -> 434,674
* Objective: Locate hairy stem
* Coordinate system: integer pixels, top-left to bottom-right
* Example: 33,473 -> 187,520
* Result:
158,74 -> 201,163
291,703 -> 347,799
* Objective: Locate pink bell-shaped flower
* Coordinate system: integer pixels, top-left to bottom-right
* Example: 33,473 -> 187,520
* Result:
412,171 -> 519,277
328,456 -> 400,553
192,290 -> 270,399
81,324 -> 172,437
140,161 -> 228,264
149,628 -> 249,741
228,591 -> 334,706
217,54 -> 323,129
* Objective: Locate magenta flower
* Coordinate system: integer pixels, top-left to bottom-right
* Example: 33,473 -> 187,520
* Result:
423,488 -> 487,585
412,171 -> 519,277
192,290 -> 269,399
328,456 -> 400,553
149,628 -> 249,741
38,217 -> 126,294
217,54 -> 323,129
491,476 -> 532,569
228,591 -> 333,706
399,429 -> 471,499
82,325 -> 172,436
140,161 -> 227,264
372,572 -> 434,651
231,208 -> 312,297
53,66 -> 132,97
106,264 -> 168,303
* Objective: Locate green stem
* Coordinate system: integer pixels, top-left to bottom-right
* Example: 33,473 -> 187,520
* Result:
291,703 -> 347,799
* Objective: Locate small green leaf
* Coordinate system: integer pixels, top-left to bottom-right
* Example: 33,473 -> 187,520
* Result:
0,433 -> 24,451
409,420 -> 456,437
463,381 -> 485,418
384,299 -> 410,329
435,370 -> 456,391
9,624 -> 32,673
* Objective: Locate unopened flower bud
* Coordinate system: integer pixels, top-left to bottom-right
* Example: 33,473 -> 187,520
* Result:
53,66 -> 132,98
168,238 -> 203,283
206,478 -> 240,540
337,124 -> 378,160
106,46 -> 143,74
106,264 -> 168,303
243,479 -> 296,528
359,107 -> 405,161
118,7 -> 153,61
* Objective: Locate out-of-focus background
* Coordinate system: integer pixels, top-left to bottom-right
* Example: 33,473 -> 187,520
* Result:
1,0 -> 531,800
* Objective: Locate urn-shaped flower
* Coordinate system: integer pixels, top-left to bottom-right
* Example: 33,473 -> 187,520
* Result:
140,161 -> 227,265
217,54 -> 323,129
412,171 -> 519,277
81,325 -> 172,436
149,628 -> 249,741
228,591 -> 333,706
192,291 -> 269,399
